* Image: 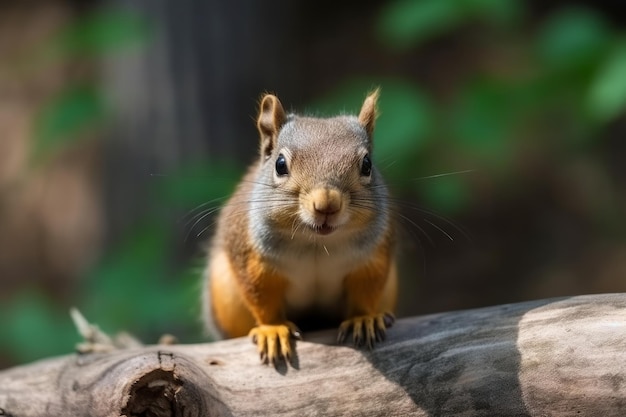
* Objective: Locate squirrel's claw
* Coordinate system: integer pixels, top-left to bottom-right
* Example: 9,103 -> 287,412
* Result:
337,312 -> 395,349
248,322 -> 301,365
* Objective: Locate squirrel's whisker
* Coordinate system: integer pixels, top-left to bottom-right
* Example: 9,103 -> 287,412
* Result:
203,89 -> 399,365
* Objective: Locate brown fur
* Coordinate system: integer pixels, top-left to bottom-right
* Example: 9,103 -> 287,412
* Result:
204,90 -> 397,364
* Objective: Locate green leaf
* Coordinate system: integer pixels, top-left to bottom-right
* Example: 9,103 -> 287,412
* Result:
32,85 -> 106,161
463,0 -> 524,27
536,7 -> 610,70
376,0 -> 523,50
53,9 -> 151,56
588,40 -> 626,122
450,80 -> 514,160
0,292 -> 77,362
377,0 -> 464,50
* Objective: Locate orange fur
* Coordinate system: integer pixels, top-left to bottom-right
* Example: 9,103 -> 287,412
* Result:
211,244 -> 296,364
344,233 -> 396,317
208,217 -> 290,336
208,250 -> 255,338
204,89 -> 398,363
240,251 -> 289,325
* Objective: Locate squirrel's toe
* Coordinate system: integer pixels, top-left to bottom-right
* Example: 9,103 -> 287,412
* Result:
248,322 -> 300,365
337,312 -> 393,349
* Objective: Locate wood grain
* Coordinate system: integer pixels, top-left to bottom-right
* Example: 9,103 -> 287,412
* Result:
1,293 -> 625,416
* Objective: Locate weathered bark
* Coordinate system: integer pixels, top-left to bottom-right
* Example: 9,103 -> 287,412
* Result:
1,293 -> 625,416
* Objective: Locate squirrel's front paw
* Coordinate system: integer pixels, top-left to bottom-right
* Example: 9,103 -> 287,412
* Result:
249,322 -> 302,365
337,312 -> 395,349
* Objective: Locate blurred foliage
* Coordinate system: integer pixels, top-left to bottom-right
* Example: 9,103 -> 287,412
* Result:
4,0 -> 626,366
2,292 -> 78,361
28,7 -> 150,165
535,7 -> 610,69
32,85 -> 107,163
317,0 -> 626,213
52,9 -> 151,56
588,40 -> 626,121
29,8 -> 151,164
377,0 -> 523,50
157,162 -> 241,208
72,159 -> 242,351
1,7 -> 158,365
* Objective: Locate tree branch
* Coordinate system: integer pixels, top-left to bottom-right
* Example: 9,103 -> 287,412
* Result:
1,293 -> 625,416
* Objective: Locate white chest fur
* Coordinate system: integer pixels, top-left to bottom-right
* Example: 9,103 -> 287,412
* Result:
276,245 -> 359,312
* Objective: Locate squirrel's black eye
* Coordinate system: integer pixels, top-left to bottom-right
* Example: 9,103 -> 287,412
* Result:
275,153 -> 289,176
360,154 -> 372,177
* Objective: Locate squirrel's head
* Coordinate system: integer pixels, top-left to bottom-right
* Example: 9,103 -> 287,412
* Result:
251,90 -> 389,244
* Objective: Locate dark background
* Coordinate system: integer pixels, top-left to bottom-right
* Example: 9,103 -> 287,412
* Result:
1,0 -> 626,367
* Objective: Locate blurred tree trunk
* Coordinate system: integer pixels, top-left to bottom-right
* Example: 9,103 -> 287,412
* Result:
102,0 -> 298,244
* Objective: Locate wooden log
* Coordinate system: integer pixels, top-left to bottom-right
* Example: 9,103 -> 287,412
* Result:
1,293 -> 625,416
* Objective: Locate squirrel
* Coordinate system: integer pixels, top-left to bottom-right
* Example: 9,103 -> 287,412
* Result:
202,89 -> 397,364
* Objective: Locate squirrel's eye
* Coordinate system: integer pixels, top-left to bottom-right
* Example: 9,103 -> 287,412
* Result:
360,154 -> 372,177
275,153 -> 289,176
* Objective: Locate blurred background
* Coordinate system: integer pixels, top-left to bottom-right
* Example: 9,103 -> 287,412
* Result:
1,0 -> 626,368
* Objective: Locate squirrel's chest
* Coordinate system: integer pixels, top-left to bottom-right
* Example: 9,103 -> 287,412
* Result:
276,250 -> 355,312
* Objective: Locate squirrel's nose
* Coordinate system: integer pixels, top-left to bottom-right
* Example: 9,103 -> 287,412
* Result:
311,188 -> 342,215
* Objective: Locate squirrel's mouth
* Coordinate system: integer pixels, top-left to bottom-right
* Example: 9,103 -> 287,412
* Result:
312,223 -> 336,236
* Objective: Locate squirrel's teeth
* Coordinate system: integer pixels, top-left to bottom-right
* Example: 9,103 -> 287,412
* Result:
314,223 -> 335,236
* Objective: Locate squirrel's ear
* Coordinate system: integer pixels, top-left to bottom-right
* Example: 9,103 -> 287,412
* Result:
257,94 -> 286,158
358,88 -> 380,137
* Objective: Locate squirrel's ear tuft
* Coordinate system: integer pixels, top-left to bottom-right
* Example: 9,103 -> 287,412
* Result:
257,94 -> 286,158
358,88 -> 380,137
